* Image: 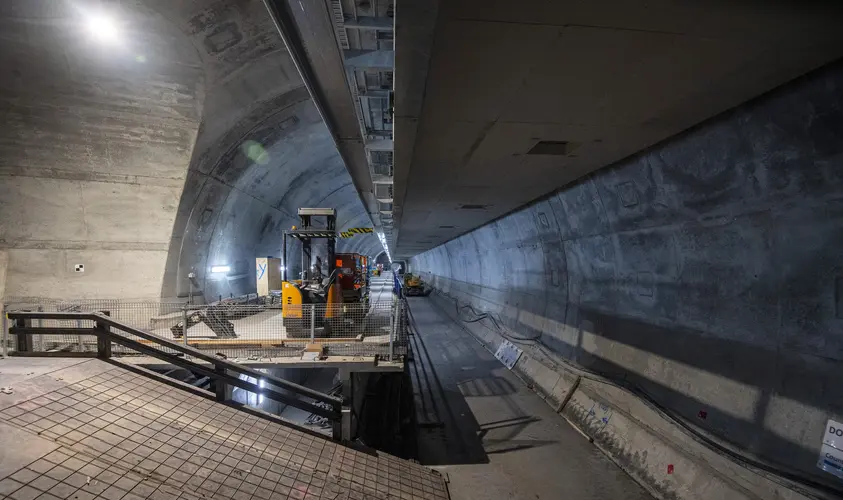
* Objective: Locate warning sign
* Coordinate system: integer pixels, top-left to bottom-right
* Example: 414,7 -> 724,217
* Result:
340,227 -> 373,238
818,418 -> 843,480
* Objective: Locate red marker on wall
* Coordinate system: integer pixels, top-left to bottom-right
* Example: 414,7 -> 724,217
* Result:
667,464 -> 674,474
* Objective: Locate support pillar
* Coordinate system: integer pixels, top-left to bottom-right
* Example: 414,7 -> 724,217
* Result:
214,363 -> 232,402
339,366 -> 353,441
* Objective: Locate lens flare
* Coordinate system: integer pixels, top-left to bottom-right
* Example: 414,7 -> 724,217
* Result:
241,140 -> 270,165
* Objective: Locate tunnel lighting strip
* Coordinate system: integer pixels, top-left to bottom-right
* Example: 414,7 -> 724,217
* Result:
378,232 -> 392,262
210,265 -> 231,273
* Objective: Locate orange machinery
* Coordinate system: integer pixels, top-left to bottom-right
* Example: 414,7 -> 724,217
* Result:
335,253 -> 367,303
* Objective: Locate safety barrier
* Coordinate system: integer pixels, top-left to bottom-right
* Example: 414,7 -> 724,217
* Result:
1,297 -> 409,361
4,309 -> 349,439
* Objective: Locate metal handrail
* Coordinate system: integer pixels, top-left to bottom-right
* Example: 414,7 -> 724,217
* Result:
7,311 -> 342,422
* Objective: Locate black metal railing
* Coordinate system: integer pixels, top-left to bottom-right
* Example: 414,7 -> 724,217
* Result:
6,310 -> 347,439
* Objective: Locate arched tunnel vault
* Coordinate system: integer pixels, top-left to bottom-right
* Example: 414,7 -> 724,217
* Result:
0,0 -> 379,302
167,92 -> 381,301
153,0 -> 381,302
409,63 -> 843,486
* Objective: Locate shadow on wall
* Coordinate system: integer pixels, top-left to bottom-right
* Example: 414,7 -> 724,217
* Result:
410,61 -> 843,487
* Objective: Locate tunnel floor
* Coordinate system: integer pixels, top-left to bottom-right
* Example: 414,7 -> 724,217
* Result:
406,295 -> 653,500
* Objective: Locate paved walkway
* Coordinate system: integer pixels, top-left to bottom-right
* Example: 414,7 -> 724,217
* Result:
0,358 -> 448,500
368,273 -> 395,309
407,296 -> 652,500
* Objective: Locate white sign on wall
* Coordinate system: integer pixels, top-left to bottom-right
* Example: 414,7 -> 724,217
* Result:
494,339 -> 522,370
818,419 -> 843,479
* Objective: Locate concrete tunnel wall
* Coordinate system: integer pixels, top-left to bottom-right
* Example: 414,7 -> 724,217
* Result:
0,0 -> 381,303
0,1 -> 203,299
409,62 -> 843,483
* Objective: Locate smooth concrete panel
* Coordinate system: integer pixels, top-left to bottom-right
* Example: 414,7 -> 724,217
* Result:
0,177 -> 87,243
0,174 -> 182,247
5,249 -> 168,300
79,182 -> 183,244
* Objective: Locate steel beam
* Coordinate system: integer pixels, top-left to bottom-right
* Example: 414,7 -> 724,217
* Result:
344,17 -> 393,30
344,50 -> 395,70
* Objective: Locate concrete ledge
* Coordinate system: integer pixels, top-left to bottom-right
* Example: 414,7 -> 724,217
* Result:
424,292 -> 833,500
564,381 -> 817,500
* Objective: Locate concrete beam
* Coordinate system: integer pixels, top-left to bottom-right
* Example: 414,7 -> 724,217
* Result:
344,16 -> 393,30
344,50 -> 395,70
366,139 -> 394,151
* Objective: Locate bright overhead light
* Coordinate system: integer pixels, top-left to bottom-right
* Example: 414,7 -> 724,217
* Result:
86,12 -> 120,42
210,265 -> 231,274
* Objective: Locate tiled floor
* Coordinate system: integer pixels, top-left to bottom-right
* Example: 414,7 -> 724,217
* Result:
0,359 -> 449,500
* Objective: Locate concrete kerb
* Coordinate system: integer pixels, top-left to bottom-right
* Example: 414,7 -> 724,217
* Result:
424,290 -> 827,500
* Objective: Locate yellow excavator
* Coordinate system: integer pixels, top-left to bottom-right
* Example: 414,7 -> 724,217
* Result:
403,273 -> 425,296
281,208 -> 344,338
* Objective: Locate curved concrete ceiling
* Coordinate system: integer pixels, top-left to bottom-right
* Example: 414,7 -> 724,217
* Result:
147,1 -> 382,301
0,0 -> 381,301
394,0 -> 843,258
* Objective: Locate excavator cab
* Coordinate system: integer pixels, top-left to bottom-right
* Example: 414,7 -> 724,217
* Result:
403,273 -> 425,296
281,208 -> 344,338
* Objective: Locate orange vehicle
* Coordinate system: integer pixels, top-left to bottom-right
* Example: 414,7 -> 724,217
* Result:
281,208 -> 344,338
335,253 -> 367,303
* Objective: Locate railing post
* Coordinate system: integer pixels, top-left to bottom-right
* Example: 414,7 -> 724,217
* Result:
389,302 -> 398,362
338,366 -> 352,441
182,306 -> 189,348
34,305 -> 43,352
16,317 -> 33,353
310,304 -> 316,342
76,316 -> 84,353
214,363 -> 230,402
96,311 -> 111,359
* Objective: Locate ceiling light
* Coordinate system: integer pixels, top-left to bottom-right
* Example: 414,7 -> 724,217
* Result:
210,265 -> 231,274
86,12 -> 120,42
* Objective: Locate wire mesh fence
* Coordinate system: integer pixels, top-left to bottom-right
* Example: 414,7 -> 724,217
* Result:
2,296 -> 409,361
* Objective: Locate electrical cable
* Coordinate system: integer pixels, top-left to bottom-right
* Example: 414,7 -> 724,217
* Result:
446,290 -> 543,342
414,290 -> 842,500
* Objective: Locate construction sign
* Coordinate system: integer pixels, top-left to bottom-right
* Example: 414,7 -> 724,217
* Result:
340,227 -> 373,238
